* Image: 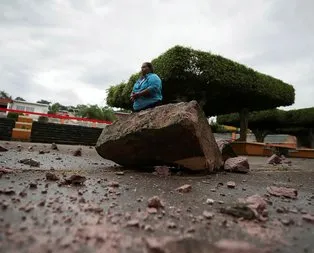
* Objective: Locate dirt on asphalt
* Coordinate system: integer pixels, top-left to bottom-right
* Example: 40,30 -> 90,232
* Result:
0,141 -> 314,253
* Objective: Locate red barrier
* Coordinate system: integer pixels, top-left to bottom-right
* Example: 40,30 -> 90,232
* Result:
0,108 -> 112,124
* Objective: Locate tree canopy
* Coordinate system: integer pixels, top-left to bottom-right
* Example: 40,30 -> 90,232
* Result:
217,108 -> 314,129
15,97 -> 26,101
0,91 -> 11,99
107,45 -> 295,116
217,107 -> 314,142
36,99 -> 51,105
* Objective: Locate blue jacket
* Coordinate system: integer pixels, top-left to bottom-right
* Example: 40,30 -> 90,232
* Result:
132,73 -> 162,111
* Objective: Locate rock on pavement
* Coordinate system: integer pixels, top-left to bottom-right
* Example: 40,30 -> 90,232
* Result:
96,101 -> 222,171
267,154 -> 282,165
224,157 -> 250,173
216,139 -> 237,162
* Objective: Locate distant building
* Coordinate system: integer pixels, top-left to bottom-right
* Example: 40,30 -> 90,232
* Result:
7,100 -> 49,120
0,98 -> 13,118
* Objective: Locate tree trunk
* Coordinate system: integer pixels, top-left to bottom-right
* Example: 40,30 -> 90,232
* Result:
296,128 -> 314,148
239,108 -> 249,142
252,129 -> 269,143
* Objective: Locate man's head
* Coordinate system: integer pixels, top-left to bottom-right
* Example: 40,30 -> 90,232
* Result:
141,62 -> 154,75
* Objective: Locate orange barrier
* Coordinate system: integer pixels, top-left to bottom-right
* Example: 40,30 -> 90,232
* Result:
289,149 -> 314,159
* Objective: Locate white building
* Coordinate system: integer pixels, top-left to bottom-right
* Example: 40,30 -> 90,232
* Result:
7,100 -> 49,120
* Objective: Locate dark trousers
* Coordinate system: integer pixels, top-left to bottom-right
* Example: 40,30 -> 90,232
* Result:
133,101 -> 162,112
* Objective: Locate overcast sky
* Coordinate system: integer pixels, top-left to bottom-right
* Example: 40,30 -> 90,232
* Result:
1,0 -> 313,109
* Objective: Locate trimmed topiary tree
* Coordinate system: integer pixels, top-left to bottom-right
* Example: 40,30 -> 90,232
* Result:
218,107 -> 314,147
107,46 -> 295,140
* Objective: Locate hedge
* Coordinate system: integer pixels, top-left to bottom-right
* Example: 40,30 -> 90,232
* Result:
217,108 -> 314,129
107,45 -> 295,115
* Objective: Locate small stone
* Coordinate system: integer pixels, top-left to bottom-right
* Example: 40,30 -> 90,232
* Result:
51,143 -> 58,150
108,181 -> 119,187
29,183 -> 37,189
19,191 -> 27,197
302,214 -> 314,224
176,184 -> 192,193
281,218 -> 294,226
127,219 -> 139,227
267,154 -> 282,165
115,171 -> 124,176
276,207 -> 288,213
147,207 -> 158,214
167,221 -> 177,229
0,145 -> 8,152
148,196 -> 164,209
0,189 -> 15,195
39,150 -> 45,154
46,172 -> 59,181
267,186 -> 298,199
186,227 -> 196,233
144,225 -> 154,231
38,200 -> 46,207
19,158 -> 40,167
224,157 -> 250,173
227,181 -> 236,188
73,147 -> 82,156
206,198 -> 215,205
62,175 -> 86,185
203,210 -> 214,219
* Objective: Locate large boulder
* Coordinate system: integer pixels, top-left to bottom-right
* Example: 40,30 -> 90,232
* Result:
96,101 -> 223,171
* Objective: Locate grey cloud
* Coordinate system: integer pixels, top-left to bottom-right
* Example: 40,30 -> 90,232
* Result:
0,0 -> 313,109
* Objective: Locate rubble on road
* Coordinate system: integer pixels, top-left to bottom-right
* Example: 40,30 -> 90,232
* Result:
302,214 -> 314,224
51,143 -> 58,150
19,158 -> 40,167
73,148 -> 82,157
148,196 -> 164,209
266,186 -> 298,199
216,139 -> 237,162
0,166 -> 13,176
221,194 -> 268,221
267,154 -> 282,165
45,172 -> 60,181
0,145 -> 8,152
96,101 -> 222,171
227,181 -> 236,188
154,166 -> 171,176
59,174 -> 86,186
176,184 -> 192,193
224,157 -> 250,173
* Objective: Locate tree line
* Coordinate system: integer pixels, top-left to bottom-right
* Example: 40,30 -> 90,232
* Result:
0,90 -> 118,121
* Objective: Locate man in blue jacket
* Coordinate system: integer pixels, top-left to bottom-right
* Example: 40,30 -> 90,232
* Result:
130,62 -> 163,112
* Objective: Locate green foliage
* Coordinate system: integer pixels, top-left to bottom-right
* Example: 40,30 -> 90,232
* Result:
38,116 -> 49,123
36,99 -> 51,105
106,45 -> 295,115
76,105 -> 116,121
217,109 -> 286,129
0,91 -> 11,99
217,107 -> 314,130
15,97 -> 26,101
7,112 -> 20,121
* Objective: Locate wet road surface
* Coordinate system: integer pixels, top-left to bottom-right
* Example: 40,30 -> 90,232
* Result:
0,141 -> 313,253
